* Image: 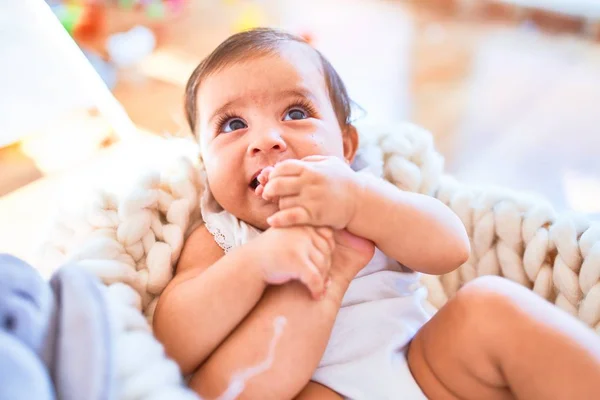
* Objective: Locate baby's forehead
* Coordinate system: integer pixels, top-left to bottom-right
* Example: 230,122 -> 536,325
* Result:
275,41 -> 324,73
198,43 -> 328,109
218,43 -> 322,82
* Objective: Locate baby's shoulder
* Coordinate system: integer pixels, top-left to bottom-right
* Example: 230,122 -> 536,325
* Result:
176,224 -> 224,275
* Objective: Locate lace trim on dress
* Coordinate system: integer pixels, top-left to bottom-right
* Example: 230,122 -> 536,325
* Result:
204,221 -> 233,254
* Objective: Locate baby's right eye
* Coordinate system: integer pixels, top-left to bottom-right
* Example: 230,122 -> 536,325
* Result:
222,118 -> 248,133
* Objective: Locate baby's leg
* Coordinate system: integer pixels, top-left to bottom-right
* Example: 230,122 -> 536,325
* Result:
408,276 -> 600,399
294,382 -> 342,399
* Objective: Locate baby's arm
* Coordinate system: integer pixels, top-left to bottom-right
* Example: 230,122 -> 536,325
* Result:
190,280 -> 346,399
260,157 -> 469,276
349,173 -> 470,275
189,230 -> 373,400
154,223 -> 340,394
153,226 -> 266,375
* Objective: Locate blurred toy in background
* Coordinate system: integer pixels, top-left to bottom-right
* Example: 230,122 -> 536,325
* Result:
116,0 -> 186,19
46,1 -> 187,86
48,0 -> 187,40
76,1 -> 106,40
48,0 -> 105,39
106,25 -> 156,68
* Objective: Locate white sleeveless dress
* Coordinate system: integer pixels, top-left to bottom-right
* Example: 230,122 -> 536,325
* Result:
201,176 -> 431,399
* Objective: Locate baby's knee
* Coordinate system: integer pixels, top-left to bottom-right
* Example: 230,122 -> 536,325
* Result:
451,276 -> 525,331
458,275 -> 522,299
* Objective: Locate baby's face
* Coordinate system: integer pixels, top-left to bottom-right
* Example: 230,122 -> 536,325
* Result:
196,43 -> 348,229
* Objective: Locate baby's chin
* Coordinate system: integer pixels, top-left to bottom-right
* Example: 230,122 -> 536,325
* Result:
241,199 -> 278,231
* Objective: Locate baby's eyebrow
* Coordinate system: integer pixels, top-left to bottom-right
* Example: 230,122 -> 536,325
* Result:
208,88 -> 318,124
279,88 -> 317,103
208,98 -> 243,125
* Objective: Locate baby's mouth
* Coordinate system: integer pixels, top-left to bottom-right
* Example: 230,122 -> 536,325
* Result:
249,177 -> 260,190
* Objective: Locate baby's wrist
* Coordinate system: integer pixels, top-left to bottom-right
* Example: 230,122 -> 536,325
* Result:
239,242 -> 270,291
321,273 -> 349,306
347,172 -> 369,232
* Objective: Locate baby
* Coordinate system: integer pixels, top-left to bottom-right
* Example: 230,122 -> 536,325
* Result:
154,28 -> 600,399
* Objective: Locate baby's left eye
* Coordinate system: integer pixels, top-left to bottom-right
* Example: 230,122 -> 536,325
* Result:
284,108 -> 307,121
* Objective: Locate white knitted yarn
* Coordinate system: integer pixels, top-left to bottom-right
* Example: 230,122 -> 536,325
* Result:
431,176 -> 600,333
39,156 -> 206,399
37,121 -> 600,399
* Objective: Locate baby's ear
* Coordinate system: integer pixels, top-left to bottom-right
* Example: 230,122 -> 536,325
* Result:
342,124 -> 359,164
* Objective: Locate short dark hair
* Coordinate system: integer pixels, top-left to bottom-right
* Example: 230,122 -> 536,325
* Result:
184,28 -> 354,134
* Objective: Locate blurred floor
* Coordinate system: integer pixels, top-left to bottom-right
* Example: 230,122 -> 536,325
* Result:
1,0 -> 599,262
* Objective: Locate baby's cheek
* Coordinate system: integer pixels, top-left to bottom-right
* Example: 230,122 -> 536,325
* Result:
205,159 -> 241,204
307,125 -> 345,158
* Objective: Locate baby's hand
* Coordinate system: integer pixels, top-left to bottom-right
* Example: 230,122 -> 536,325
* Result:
252,226 -> 335,299
330,229 -> 375,285
258,156 -> 363,229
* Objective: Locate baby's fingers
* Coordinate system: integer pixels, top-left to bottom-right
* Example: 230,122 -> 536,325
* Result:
267,207 -> 311,227
316,227 -> 335,255
313,228 -> 335,257
262,177 -> 302,200
309,245 -> 331,278
255,184 -> 265,197
258,166 -> 274,185
270,159 -> 305,179
299,264 -> 326,300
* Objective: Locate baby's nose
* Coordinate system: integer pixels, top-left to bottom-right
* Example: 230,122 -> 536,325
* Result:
249,129 -> 287,156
